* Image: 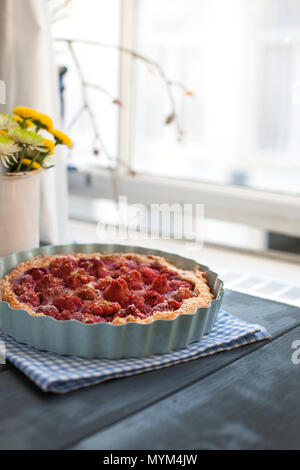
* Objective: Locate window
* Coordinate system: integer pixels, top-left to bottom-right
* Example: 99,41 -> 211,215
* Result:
132,0 -> 300,195
51,0 -> 121,168
51,0 -> 300,244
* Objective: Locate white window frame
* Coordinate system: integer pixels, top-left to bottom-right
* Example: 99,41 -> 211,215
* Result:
71,0 -> 300,239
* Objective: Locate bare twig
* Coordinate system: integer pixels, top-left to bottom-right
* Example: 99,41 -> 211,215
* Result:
67,41 -> 120,200
84,82 -> 117,102
51,12 -> 70,25
66,40 -> 136,174
67,104 -> 85,131
170,80 -> 195,96
56,37 -> 192,139
48,0 -> 73,23
56,36 -> 191,202
66,40 -> 138,202
67,42 -> 112,157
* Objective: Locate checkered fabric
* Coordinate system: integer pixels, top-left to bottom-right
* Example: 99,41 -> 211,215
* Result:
0,310 -> 270,394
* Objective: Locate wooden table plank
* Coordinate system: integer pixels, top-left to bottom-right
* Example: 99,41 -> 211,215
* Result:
0,290 -> 299,450
71,325 -> 300,450
220,290 -> 300,335
0,341 -> 270,450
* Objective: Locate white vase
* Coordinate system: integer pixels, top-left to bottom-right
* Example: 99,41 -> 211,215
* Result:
0,170 -> 41,258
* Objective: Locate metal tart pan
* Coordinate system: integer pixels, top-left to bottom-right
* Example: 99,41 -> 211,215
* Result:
0,244 -> 224,358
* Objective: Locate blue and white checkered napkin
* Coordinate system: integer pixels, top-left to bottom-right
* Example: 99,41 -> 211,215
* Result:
0,310 -> 270,394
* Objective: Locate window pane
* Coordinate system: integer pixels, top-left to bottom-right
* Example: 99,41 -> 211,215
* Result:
132,0 -> 300,195
51,0 -> 120,168
256,44 -> 291,153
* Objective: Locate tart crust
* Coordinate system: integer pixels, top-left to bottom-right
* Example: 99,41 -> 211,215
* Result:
0,252 -> 214,324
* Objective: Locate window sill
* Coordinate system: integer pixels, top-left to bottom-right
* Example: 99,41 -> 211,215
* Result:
68,166 -> 300,237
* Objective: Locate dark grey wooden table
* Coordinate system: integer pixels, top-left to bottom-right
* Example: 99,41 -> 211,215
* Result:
0,289 -> 299,450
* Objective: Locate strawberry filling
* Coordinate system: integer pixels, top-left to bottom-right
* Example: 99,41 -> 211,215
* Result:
103,278 -> 131,307
35,274 -> 64,293
11,255 -> 196,323
19,292 -> 40,307
124,304 -> 148,319
169,279 -> 193,291
13,274 -> 35,291
53,294 -> 83,312
37,305 -> 60,318
121,270 -> 143,290
78,257 -> 108,278
65,269 -> 94,289
75,285 -> 98,300
26,268 -> 49,281
129,294 -> 149,314
153,299 -> 181,312
144,289 -> 165,307
151,273 -> 170,294
140,266 -> 159,285
49,257 -> 79,279
82,301 -> 121,317
83,314 -> 108,324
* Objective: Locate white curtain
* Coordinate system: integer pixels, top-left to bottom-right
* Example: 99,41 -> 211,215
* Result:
0,0 -> 68,244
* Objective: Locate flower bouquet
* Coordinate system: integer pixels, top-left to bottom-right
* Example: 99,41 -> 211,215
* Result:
0,106 -> 71,173
0,107 -> 72,257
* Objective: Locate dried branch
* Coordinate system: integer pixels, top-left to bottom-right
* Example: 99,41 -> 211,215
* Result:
48,0 -> 73,24
66,40 -> 135,174
51,12 -> 70,25
66,40 -> 135,202
67,41 -> 112,159
56,36 -> 191,202
67,104 -> 85,131
84,82 -> 117,102
170,80 -> 195,96
56,37 -> 192,140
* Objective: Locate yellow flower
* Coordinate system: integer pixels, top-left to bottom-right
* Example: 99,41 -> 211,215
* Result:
42,138 -> 55,155
13,106 -> 37,120
22,158 -> 41,170
51,129 -> 72,148
13,115 -> 33,129
13,107 -> 54,132
0,129 -> 7,135
32,112 -> 54,132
